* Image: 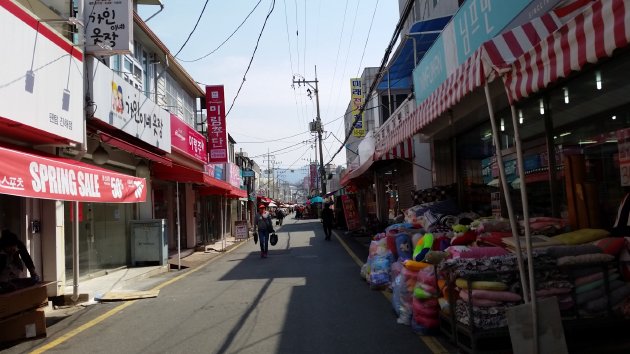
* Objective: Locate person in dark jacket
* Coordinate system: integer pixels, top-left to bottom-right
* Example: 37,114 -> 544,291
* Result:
0,229 -> 39,287
254,205 -> 273,258
321,203 -> 334,241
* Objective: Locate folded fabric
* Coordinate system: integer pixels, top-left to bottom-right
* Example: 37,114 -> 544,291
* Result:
575,270 -> 618,286
545,244 -> 602,258
592,237 -> 626,256
455,300 -> 511,329
557,253 -> 615,266
552,228 -> 609,245
467,289 -> 522,302
459,247 -> 510,259
576,280 -> 625,305
584,284 -> 630,313
576,273 -> 620,294
456,278 -> 508,291
536,287 -> 572,297
459,290 -> 502,307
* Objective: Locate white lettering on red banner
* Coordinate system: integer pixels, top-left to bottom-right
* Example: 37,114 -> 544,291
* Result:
0,146 -> 146,203
205,85 -> 228,163
170,114 -> 208,163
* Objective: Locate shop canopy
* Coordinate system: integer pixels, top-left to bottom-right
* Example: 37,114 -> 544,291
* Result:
377,15 -> 452,91
152,162 -> 234,194
374,0 -> 603,159
0,144 -> 146,203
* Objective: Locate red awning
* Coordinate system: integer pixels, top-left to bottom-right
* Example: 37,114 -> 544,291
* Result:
378,138 -> 413,161
152,163 -> 233,192
504,0 -> 630,103
340,155 -> 374,187
98,131 -> 172,166
0,144 -> 146,203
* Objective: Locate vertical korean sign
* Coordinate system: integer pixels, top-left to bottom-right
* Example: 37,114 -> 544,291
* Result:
205,85 -> 228,163
85,0 -> 132,55
350,78 -> 366,137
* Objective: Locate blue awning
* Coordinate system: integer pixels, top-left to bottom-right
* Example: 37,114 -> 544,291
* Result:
377,15 -> 451,91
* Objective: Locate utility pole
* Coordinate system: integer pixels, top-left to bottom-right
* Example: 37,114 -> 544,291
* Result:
293,66 -> 326,195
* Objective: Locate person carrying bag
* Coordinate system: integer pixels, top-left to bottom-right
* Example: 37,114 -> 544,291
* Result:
254,205 -> 274,258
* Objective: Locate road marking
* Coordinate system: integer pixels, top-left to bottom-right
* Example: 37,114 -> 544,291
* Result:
32,240 -> 248,353
333,230 -> 451,354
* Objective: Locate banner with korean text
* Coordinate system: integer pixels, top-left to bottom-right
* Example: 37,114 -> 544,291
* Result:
0,145 -> 146,203
205,85 -> 228,163
170,114 -> 208,163
350,78 -> 366,137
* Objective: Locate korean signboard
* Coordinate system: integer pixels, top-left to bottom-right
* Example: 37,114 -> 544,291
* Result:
205,85 -> 228,163
85,0 -> 132,55
170,114 -> 208,163
310,163 -> 317,192
226,162 -> 242,188
0,146 -> 146,203
0,2 -> 84,143
350,78 -> 366,137
341,195 -> 361,231
89,58 -> 171,152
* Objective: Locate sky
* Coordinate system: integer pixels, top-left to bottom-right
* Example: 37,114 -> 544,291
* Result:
138,0 -> 399,183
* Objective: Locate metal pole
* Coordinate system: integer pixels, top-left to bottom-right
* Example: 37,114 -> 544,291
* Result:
509,104 -> 539,354
224,194 -> 228,251
267,148 -> 270,197
72,201 -> 79,302
483,83 -> 530,300
176,182 -> 181,271
314,66 -> 326,195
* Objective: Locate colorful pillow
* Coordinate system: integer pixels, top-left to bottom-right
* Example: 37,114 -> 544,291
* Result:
459,247 -> 510,259
395,233 -> 413,261
451,230 -> 477,246
455,278 -> 508,291
552,228 -> 609,245
403,259 -> 431,272
592,237 -> 626,256
413,233 -> 434,262
459,290 -> 502,307
557,253 -> 615,266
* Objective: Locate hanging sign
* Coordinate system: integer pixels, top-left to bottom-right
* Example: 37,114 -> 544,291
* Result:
0,145 -> 146,203
171,114 -> 207,163
350,78 -> 366,137
205,85 -> 228,163
85,0 -> 133,55
617,128 -> 630,186
341,195 -> 361,231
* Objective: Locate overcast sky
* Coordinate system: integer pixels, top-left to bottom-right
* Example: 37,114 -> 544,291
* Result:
139,0 -> 398,182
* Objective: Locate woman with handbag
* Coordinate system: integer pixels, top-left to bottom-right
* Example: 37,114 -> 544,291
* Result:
254,205 -> 274,258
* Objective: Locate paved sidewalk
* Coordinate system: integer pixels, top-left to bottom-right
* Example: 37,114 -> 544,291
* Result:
45,236 -> 249,320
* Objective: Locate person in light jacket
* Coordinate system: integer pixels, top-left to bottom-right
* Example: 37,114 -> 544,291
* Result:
254,205 -> 273,258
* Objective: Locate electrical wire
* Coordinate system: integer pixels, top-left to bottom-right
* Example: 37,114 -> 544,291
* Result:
178,0 -> 263,62
356,0 -> 379,77
173,0 -> 211,57
249,137 -> 314,159
226,0 -> 276,118
231,130 -> 310,143
326,0 -> 417,166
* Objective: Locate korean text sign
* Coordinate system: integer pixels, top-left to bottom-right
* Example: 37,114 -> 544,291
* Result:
0,146 -> 146,203
205,86 -> 228,163
85,0 -> 132,54
170,114 -> 208,163
350,78 -> 366,137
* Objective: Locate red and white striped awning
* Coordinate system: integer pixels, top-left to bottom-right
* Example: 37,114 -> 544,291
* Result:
373,0 -> 597,159
504,0 -> 630,103
378,138 -> 413,160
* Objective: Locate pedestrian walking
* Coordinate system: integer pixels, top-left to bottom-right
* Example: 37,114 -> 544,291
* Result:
276,208 -> 285,225
254,205 -> 274,258
0,229 -> 40,285
321,203 -> 334,241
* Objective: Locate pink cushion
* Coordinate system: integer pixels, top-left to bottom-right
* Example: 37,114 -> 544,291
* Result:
592,237 -> 625,256
470,289 -> 522,302
459,290 -> 502,307
460,247 -> 510,259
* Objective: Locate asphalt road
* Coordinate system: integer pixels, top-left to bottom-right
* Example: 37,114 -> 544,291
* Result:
3,217 -> 447,354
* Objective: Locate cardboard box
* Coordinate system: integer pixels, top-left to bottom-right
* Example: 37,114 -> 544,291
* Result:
0,309 -> 46,344
0,283 -> 49,320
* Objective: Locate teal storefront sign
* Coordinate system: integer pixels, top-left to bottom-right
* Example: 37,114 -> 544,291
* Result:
412,36 -> 447,104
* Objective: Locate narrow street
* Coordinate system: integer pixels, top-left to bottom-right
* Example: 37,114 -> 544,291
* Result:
3,217 -> 451,354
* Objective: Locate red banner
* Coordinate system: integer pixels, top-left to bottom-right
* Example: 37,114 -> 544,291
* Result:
341,195 -> 361,231
170,114 -> 208,163
0,145 -> 146,203
205,85 -> 227,163
310,163 -> 317,192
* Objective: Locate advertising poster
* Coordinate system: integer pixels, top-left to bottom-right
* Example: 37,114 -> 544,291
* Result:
350,78 -> 366,137
341,195 -> 361,231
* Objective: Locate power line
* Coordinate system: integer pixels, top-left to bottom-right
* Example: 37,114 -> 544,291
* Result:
226,0 -> 276,117
178,0 -> 263,62
356,0 -> 380,77
249,137 -> 315,159
326,0 -> 417,166
174,0 -> 211,57
324,0 -> 349,119
232,130 -> 311,143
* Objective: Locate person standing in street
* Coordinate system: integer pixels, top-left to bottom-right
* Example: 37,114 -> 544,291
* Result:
276,208 -> 285,226
254,205 -> 273,258
321,203 -> 334,241
0,229 -> 40,286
